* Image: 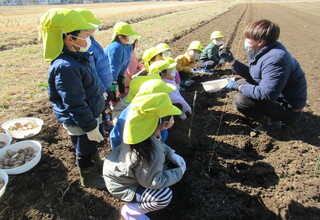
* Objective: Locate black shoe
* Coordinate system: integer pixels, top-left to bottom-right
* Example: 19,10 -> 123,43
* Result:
254,120 -> 282,132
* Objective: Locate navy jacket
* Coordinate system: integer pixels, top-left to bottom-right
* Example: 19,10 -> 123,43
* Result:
104,41 -> 133,81
233,41 -> 307,109
89,37 -> 113,92
48,49 -> 105,132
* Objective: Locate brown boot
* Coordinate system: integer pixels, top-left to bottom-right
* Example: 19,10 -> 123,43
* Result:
78,165 -> 105,189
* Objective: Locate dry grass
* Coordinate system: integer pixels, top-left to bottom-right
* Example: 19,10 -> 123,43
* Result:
0,0 -> 236,111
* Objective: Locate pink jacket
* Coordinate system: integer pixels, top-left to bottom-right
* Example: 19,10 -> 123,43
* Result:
162,78 -> 191,113
125,52 -> 144,88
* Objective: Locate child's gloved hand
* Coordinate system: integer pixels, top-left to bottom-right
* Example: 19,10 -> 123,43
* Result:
186,108 -> 192,115
86,126 -> 104,142
103,92 -> 108,100
179,113 -> 187,120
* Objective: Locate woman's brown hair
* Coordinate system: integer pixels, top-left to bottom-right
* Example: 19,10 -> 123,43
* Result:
244,19 -> 280,43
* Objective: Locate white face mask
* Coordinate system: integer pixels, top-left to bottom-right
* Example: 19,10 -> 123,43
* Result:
92,28 -> 99,37
127,35 -> 135,44
189,50 -> 200,60
193,53 -> 200,60
170,69 -> 176,77
162,50 -> 172,58
244,40 -> 256,58
213,40 -> 223,46
71,35 -> 91,52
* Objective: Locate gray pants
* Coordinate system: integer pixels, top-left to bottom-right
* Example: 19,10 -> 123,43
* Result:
232,79 -> 301,124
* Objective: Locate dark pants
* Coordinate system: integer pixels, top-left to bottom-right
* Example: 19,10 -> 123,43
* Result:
233,79 -> 301,124
117,75 -> 125,94
70,125 -> 104,168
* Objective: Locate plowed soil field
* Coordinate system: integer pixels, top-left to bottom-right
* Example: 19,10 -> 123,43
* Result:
1,2 -> 319,220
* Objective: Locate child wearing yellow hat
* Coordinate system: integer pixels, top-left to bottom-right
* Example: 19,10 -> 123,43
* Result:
109,79 -> 176,149
104,22 -> 138,108
156,43 -> 185,91
154,58 -> 192,120
74,8 -> 113,131
39,8 -> 106,189
175,41 -> 203,88
200,31 -> 226,73
103,90 -> 186,220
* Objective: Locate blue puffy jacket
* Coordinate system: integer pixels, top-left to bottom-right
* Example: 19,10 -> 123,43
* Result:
233,41 -> 307,109
48,49 -> 105,132
89,37 -> 113,92
104,41 -> 133,82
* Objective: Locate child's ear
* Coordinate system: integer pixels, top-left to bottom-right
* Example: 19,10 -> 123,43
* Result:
64,34 -> 74,44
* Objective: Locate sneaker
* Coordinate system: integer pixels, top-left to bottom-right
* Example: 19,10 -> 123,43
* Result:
202,69 -> 214,73
254,120 -> 282,132
180,81 -> 191,87
186,79 -> 195,83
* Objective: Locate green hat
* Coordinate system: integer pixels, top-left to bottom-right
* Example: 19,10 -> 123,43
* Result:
125,74 -> 161,103
136,79 -> 176,97
187,40 -> 203,52
148,59 -> 177,75
123,92 -> 181,144
142,47 -> 158,64
156,43 -> 171,53
211,31 -> 224,39
39,8 -> 97,62
74,8 -> 102,25
111,22 -> 138,42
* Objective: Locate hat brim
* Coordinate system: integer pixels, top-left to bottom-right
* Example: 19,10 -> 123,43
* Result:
89,19 -> 102,25
160,104 -> 182,117
168,62 -> 177,69
123,113 -> 158,144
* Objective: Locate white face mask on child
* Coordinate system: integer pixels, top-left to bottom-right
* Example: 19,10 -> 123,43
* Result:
162,50 -> 172,58
71,35 -> 92,52
127,35 -> 135,44
170,70 -> 176,77
92,28 -> 99,37
213,40 -> 223,46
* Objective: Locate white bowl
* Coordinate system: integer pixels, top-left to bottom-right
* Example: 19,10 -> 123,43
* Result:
0,140 -> 42,175
202,78 -> 229,93
0,169 -> 9,198
0,133 -> 12,151
2,117 -> 44,139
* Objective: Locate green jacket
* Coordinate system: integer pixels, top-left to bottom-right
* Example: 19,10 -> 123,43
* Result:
200,42 -> 220,64
103,136 -> 184,201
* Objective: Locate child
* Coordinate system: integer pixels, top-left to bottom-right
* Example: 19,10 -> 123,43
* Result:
141,46 -> 162,72
39,8 -> 105,188
152,58 -> 192,120
109,79 -> 176,149
156,42 -> 172,59
104,22 -> 138,108
103,90 -> 186,220
156,43 -> 183,91
175,41 -> 203,88
124,35 -> 145,92
200,31 -> 225,72
75,8 -> 113,131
